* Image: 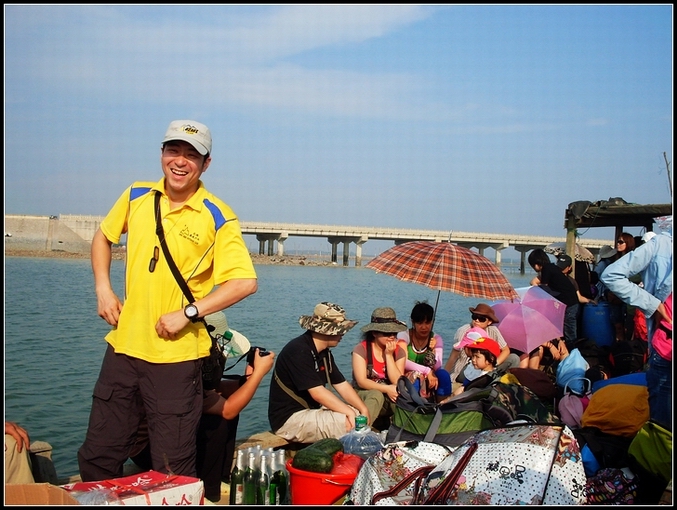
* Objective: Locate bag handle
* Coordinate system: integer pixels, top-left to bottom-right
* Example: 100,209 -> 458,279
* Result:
423,407 -> 443,443
417,441 -> 478,504
563,377 -> 591,396
371,465 -> 435,505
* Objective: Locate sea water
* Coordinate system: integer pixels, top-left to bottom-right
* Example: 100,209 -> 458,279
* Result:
4,256 -> 534,478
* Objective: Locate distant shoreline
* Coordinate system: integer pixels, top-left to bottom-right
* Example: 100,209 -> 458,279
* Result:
4,248 -> 338,266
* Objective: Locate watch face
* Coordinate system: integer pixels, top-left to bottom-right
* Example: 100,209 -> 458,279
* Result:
185,304 -> 198,319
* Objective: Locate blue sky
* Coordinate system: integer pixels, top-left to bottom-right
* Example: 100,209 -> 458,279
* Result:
4,5 -> 673,255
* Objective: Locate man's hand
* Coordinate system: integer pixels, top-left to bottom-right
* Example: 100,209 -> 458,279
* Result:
96,287 -> 123,327
156,309 -> 191,339
5,422 -> 30,453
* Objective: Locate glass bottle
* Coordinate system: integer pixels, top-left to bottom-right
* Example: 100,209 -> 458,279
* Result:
229,449 -> 246,505
256,453 -> 270,505
243,451 -> 258,505
274,449 -> 289,505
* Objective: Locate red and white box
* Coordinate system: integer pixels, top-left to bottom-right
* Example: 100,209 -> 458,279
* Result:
61,470 -> 204,505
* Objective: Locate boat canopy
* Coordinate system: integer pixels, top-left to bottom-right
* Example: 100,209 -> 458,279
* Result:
563,197 -> 672,273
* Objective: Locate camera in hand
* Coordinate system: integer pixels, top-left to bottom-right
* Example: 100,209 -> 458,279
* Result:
247,346 -> 270,365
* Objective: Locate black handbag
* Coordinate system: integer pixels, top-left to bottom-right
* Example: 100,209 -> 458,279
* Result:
153,192 -> 225,390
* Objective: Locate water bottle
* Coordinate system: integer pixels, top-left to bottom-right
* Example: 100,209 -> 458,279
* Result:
256,453 -> 271,505
230,449 -> 246,505
339,414 -> 384,460
243,451 -> 258,505
222,330 -> 237,357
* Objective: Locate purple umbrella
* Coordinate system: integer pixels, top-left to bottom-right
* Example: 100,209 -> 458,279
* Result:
492,286 -> 566,354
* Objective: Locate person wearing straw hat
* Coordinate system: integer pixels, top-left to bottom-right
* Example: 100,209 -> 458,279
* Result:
268,302 -> 370,443
352,307 -> 407,427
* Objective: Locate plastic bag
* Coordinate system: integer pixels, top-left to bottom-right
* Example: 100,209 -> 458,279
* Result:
329,452 -> 365,475
556,348 -> 589,395
339,425 -> 384,460
69,489 -> 121,505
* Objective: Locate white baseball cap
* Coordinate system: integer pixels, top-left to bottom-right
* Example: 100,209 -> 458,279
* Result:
162,120 -> 212,156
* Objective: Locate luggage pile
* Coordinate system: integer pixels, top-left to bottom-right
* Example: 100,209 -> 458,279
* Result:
342,367 -> 672,506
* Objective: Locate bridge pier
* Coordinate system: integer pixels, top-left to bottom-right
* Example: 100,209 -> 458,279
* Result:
513,246 -> 541,274
355,236 -> 368,267
256,233 -> 289,257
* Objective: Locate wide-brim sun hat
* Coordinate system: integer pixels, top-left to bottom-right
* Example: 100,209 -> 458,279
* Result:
299,302 -> 358,336
599,245 -> 617,260
227,328 -> 251,356
468,303 -> 499,324
360,307 -> 408,333
204,311 -> 229,335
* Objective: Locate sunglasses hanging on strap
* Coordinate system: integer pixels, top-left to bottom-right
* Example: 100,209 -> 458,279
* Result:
153,191 -> 202,315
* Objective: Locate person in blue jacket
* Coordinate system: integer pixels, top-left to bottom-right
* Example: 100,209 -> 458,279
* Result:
602,223 -> 672,431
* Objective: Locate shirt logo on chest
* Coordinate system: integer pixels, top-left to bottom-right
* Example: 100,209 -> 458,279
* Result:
179,226 -> 200,245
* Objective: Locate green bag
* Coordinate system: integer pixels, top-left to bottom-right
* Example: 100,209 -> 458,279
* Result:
386,377 -> 515,446
628,420 -> 672,484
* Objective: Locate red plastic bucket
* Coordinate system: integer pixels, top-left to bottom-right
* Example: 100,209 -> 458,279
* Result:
286,458 -> 358,505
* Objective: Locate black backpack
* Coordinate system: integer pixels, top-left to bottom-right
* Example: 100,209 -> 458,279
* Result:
608,338 -> 648,377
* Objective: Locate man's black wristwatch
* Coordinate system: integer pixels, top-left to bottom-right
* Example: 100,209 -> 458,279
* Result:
184,303 -> 200,323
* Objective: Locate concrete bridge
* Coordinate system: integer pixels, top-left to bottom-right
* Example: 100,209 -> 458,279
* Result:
5,214 -> 611,272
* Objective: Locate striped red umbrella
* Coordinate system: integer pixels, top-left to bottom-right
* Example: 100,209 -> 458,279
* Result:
366,240 -> 518,302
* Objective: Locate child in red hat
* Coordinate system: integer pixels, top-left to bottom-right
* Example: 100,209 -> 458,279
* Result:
452,335 -> 501,396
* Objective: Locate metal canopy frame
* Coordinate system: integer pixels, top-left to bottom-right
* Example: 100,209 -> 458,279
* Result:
563,198 -> 672,275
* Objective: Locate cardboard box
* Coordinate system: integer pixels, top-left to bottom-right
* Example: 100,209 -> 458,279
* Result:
5,483 -> 81,505
61,470 -> 204,505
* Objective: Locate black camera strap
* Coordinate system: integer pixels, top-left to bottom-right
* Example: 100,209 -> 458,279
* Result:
153,191 -> 209,331
153,191 -> 250,374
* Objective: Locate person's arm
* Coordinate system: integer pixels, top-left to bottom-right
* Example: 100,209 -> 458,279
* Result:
602,244 -> 661,316
488,326 -> 511,366
444,349 -> 460,373
404,357 -> 431,375
432,336 -> 444,371
91,228 -> 123,327
204,349 -> 275,420
308,383 -> 367,430
352,351 -> 387,392
577,290 -> 595,305
5,422 -> 30,453
497,345 -> 511,366
384,339 -> 405,383
156,278 -> 258,339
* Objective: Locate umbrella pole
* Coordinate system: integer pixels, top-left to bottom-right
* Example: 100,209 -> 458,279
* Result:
431,231 -> 453,331
432,289 -> 441,331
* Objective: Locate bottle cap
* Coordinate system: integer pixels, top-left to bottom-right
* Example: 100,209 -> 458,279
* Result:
355,414 -> 368,429
224,330 -> 233,340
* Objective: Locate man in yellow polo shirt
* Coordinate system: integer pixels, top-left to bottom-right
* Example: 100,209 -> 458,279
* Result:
78,120 -> 258,481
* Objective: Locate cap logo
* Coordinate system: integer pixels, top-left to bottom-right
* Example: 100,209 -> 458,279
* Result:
182,125 -> 200,135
